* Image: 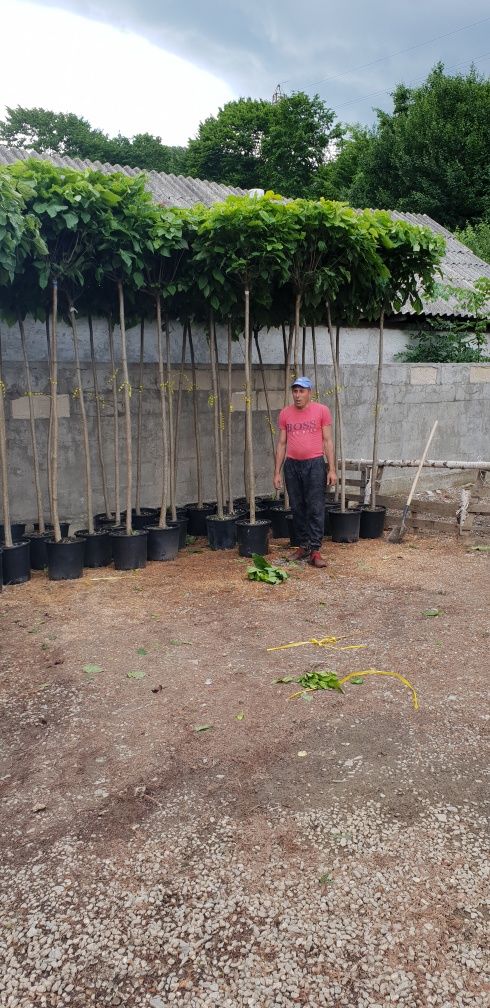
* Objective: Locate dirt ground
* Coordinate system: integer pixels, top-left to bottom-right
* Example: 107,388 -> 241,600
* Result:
1,531 -> 489,1007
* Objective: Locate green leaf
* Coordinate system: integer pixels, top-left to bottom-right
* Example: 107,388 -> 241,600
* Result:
127,668 -> 146,679
319,872 -> 333,885
423,608 -> 443,618
274,676 -> 296,684
63,212 -> 78,229
82,663 -> 103,676
349,676 -> 365,685
194,724 -> 213,732
136,647 -> 148,656
235,712 -> 245,721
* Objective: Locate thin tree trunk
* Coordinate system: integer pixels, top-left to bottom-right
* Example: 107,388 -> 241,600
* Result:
188,322 -> 203,509
108,316 -> 120,524
214,322 -> 226,509
281,322 -> 287,364
312,324 -> 319,402
156,295 -> 169,529
254,331 -> 275,460
69,304 -> 94,534
49,280 -> 62,542
45,314 -> 53,521
334,323 -> 340,503
165,316 -> 176,521
88,315 -> 110,519
244,289 -> 255,524
174,322 -> 188,477
226,321 -> 234,514
19,315 -> 44,532
282,318 -> 294,509
370,310 -> 384,511
117,281 -> 132,536
135,317 -> 145,516
293,293 -> 301,377
302,324 -> 306,374
0,328 -> 13,548
327,306 -> 345,512
209,310 -> 224,519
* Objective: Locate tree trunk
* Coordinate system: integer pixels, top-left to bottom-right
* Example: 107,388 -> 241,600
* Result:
302,324 -> 307,374
174,322 -> 188,476
0,328 -> 13,548
254,331 -> 275,460
370,310 -> 384,510
88,314 -> 110,518
312,324 -> 319,402
293,293 -> 301,377
327,305 -> 346,512
117,281 -> 133,536
69,304 -> 94,534
282,318 -> 294,509
108,316 -> 120,524
244,289 -> 256,524
333,323 -> 340,503
188,322 -> 203,509
165,317 -> 176,521
49,280 -> 62,542
19,315 -> 44,532
209,310 -> 224,520
135,317 -> 145,516
214,322 -> 226,509
226,321 -> 234,514
156,296 -> 169,529
45,314 -> 54,525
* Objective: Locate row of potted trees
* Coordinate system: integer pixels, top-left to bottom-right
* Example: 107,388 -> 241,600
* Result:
0,160 -> 444,583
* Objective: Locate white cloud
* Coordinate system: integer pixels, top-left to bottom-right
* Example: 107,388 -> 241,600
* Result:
0,0 -> 235,144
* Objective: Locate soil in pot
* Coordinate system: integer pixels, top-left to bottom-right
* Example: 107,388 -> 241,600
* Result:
269,506 -> 290,539
1,522 -> 26,543
236,518 -> 271,557
330,508 -> 361,544
75,530 -> 112,567
2,540 -> 31,585
23,531 -> 52,570
110,529 -> 147,571
47,537 -> 85,581
33,521 -> 70,537
324,502 -> 340,537
360,505 -> 387,540
147,525 -> 180,561
206,514 -> 238,551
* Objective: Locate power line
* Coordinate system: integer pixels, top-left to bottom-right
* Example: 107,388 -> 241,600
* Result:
331,51 -> 490,111
278,15 -> 490,91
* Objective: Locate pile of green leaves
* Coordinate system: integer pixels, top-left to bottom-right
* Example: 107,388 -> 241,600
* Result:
247,553 -> 288,584
296,669 -> 344,692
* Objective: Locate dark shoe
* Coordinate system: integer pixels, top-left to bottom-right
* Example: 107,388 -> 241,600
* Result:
293,546 -> 310,560
309,550 -> 327,568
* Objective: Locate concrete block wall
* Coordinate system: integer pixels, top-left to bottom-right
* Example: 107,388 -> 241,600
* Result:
1,316 -> 489,523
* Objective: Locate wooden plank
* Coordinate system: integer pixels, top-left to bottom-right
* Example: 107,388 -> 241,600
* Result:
469,501 -> 490,514
410,499 -> 457,518
410,516 -> 457,531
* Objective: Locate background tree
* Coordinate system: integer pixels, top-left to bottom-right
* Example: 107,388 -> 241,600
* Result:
455,218 -> 490,265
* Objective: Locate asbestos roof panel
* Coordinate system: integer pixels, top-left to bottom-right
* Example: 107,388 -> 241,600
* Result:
1,144 -> 488,317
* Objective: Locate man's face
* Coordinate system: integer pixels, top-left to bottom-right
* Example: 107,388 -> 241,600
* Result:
292,385 -> 311,409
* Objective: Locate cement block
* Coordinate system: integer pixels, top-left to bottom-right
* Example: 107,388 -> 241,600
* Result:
469,365 -> 490,383
231,391 -> 257,412
10,393 -> 70,420
256,390 -> 286,412
410,366 -> 438,385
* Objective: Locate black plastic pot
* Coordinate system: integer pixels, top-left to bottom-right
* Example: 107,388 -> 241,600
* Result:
168,516 -> 188,550
286,513 -> 301,547
75,530 -> 112,567
94,512 -> 117,529
147,524 -> 180,561
23,531 -> 52,570
2,540 -> 31,585
324,502 -> 341,537
360,505 -> 387,540
110,529 -> 147,571
330,508 -> 361,544
206,514 -> 238,550
268,506 -> 290,539
46,537 -> 85,581
186,504 -> 217,536
1,522 -> 26,543
0,547 -> 2,592
33,520 -> 70,538
236,518 -> 271,557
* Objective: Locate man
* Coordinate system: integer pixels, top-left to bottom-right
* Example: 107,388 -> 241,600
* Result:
273,377 -> 337,569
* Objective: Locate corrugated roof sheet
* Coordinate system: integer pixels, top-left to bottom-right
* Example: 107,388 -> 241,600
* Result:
1,145 -> 488,317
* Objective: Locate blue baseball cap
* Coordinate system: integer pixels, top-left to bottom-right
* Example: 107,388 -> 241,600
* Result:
291,376 -> 312,389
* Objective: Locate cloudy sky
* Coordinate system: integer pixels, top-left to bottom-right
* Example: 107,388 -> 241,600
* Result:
1,0 -> 489,145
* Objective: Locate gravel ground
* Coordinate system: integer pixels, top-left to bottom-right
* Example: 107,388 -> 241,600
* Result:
1,534 -> 489,1008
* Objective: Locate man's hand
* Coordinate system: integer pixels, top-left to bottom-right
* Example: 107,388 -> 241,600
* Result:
273,472 -> 283,492
327,468 -> 337,487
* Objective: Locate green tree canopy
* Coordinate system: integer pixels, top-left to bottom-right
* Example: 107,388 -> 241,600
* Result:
319,64 -> 490,230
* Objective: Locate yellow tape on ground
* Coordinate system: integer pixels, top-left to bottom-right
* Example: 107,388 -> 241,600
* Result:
267,634 -> 367,653
339,669 -> 419,711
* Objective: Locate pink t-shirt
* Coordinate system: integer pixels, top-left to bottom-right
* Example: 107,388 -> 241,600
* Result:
279,401 -> 332,461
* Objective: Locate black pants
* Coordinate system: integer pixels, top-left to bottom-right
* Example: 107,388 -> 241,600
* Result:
284,456 -> 326,552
